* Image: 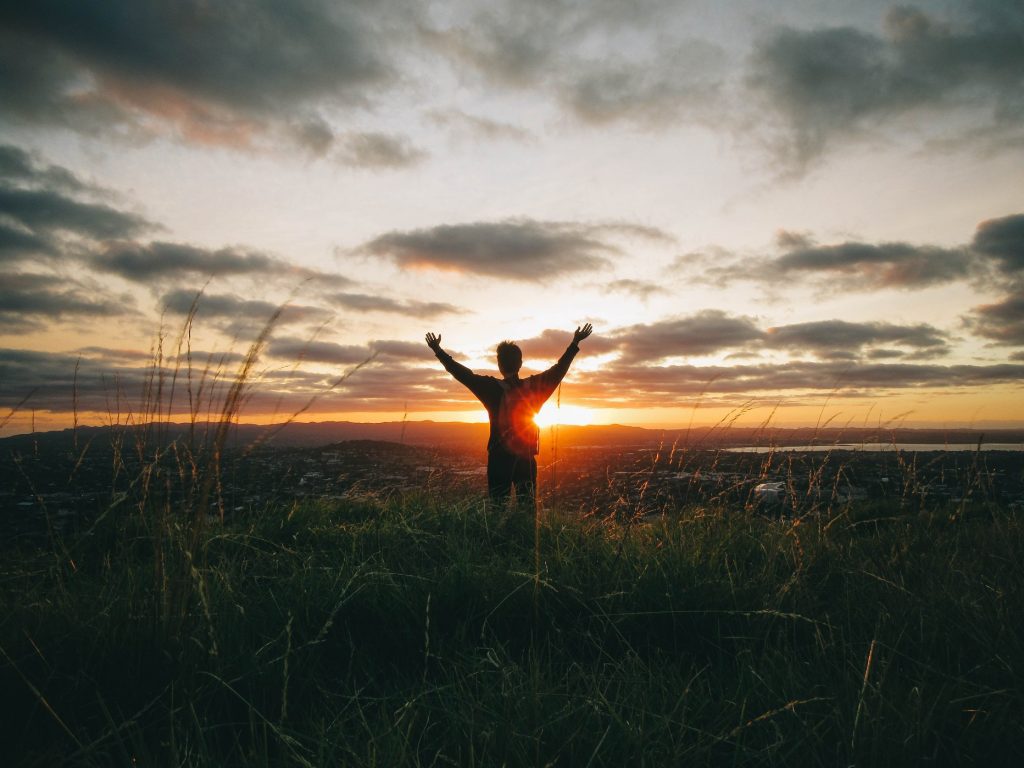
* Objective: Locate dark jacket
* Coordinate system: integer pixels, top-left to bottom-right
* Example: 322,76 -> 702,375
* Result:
433,343 -> 580,452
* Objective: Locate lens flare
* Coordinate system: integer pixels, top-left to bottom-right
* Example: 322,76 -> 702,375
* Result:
534,403 -> 593,427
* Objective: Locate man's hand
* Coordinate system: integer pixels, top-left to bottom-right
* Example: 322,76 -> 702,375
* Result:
572,323 -> 593,346
425,332 -> 442,352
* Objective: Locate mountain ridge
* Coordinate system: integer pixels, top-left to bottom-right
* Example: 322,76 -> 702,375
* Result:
2,419 -> 1021,452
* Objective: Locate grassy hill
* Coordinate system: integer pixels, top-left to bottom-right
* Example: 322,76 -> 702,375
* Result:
2,480 -> 1022,766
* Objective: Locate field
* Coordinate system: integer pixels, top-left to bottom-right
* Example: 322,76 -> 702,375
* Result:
2,441 -> 1023,766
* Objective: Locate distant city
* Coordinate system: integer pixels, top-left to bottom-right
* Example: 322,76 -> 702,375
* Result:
3,421 -> 1022,542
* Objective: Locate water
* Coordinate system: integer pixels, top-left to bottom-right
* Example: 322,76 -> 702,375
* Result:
724,443 -> 1024,453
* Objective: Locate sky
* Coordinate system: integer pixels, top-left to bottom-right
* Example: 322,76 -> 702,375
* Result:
1,0 -> 1023,435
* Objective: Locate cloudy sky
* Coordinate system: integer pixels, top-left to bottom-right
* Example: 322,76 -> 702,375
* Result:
1,0 -> 1023,434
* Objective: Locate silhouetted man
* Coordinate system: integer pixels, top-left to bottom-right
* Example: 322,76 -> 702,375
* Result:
426,324 -> 593,508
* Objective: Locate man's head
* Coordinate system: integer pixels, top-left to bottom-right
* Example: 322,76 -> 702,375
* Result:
496,340 -> 522,378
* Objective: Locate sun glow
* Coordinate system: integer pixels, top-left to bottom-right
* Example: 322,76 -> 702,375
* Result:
534,402 -> 594,427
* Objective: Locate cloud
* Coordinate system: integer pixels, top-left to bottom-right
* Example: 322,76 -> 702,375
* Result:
0,145 -> 152,267
971,213 -> 1024,275
161,289 -> 332,329
0,184 -> 151,243
748,5 -> 1024,164
0,1 -> 410,148
267,336 -> 426,365
0,222 -> 51,265
290,117 -> 336,157
426,108 -> 530,142
764,320 -> 950,358
328,292 -> 461,318
336,132 -> 426,168
557,42 -> 726,126
368,339 -> 429,360
425,0 -> 726,128
694,214 -> 1024,294
515,314 -> 955,367
603,279 -> 665,299
268,338 -> 372,366
0,271 -> 131,331
963,290 -> 1024,345
0,144 -> 93,192
611,311 -> 765,363
594,358 -> 1024,405
0,346 -> 294,416
772,240 -> 973,289
93,240 -> 351,286
362,219 -> 618,280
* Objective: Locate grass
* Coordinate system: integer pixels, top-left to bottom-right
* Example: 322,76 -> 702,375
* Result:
2,489 -> 1022,766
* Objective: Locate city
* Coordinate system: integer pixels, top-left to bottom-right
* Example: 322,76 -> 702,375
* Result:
4,431 -> 1022,542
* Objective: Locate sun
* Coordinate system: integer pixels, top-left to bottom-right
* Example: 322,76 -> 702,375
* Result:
534,402 -> 594,427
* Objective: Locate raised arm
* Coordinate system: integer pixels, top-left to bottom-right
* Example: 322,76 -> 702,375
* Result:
532,324 -> 593,400
425,332 -> 486,392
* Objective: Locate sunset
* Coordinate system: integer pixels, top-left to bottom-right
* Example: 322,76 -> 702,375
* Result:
2,3 -> 1023,765
1,1 -> 1022,435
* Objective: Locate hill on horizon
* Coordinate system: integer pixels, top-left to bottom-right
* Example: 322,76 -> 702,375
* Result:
1,419 -> 1022,453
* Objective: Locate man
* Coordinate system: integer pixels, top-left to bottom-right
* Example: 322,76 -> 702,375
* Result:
425,324 -> 593,507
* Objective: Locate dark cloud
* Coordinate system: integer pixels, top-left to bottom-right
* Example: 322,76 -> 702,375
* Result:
267,337 -> 426,365
94,240 -> 350,286
866,348 -> 908,360
291,117 -> 336,157
0,348 -> 143,413
369,340 -> 429,360
749,6 -> 1024,164
603,279 -> 665,299
0,143 -> 148,267
963,290 -> 1024,345
594,358 -> 1024,405
527,314 -> 952,367
426,0 -> 677,85
971,213 -> 1024,274
558,43 -> 726,126
72,345 -> 249,368
161,289 -> 332,328
0,222 -> 50,264
520,314 -> 954,367
328,292 -> 461,318
695,215 -> 1023,293
0,271 -> 131,331
764,320 -> 950,358
362,219 -> 617,280
0,1 -> 403,146
0,185 -> 150,242
336,132 -> 426,168
268,338 -> 372,366
772,240 -> 973,289
424,0 -> 725,127
0,144 -> 92,192
611,311 -> 765,363
0,346 -> 312,418
424,4 -> 559,89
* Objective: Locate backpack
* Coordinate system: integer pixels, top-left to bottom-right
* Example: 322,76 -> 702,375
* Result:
497,379 -> 540,456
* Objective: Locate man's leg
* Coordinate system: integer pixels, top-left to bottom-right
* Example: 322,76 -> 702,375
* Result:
487,450 -> 514,505
510,455 -> 538,511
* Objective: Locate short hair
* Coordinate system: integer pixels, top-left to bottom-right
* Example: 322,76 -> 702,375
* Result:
496,340 -> 522,374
